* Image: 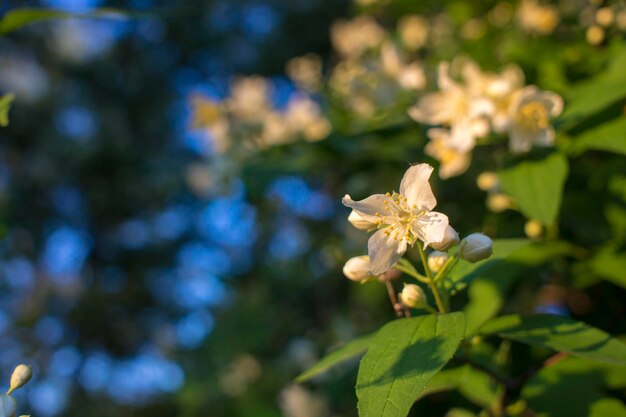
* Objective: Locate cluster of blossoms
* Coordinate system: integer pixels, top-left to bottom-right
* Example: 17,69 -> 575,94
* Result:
342,164 -> 493,313
326,16 -> 427,125
0,365 -> 32,417
409,60 -> 563,178
189,76 -> 331,155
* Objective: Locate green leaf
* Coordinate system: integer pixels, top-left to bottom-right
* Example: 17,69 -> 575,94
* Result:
522,356 -> 626,417
0,7 -> 129,35
590,245 -> 626,289
481,315 -> 626,365
445,238 -> 531,293
419,367 -> 465,398
420,365 -> 502,411
356,313 -> 465,417
559,45 -> 626,129
566,117 -> 626,156
456,366 -> 502,410
295,333 -> 375,383
590,399 -> 626,417
499,152 -> 569,226
0,93 -> 14,127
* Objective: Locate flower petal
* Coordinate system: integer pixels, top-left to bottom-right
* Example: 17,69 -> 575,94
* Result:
437,62 -> 457,91
342,194 -> 388,223
540,91 -> 563,117
508,124 -> 537,153
367,229 -> 407,275
399,164 -> 437,211
411,211 -> 449,248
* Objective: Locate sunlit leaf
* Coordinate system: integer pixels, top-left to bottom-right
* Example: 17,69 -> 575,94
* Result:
481,315 -> 626,365
566,117 -> 626,156
499,152 -> 569,226
356,313 -> 465,417
559,44 -> 626,129
295,332 -> 375,383
0,93 -> 14,127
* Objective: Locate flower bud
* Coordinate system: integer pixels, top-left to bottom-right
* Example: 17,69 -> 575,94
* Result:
476,171 -> 499,191
0,394 -> 16,417
486,193 -> 512,213
8,365 -> 32,395
427,251 -> 449,273
524,219 -> 543,239
342,256 -> 372,283
459,233 -> 493,263
430,226 -> 459,251
400,284 -> 428,309
347,210 -> 375,231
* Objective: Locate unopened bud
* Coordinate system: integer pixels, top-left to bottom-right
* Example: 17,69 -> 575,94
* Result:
343,256 -> 373,283
487,193 -> 512,213
8,365 -> 32,395
524,219 -> 543,239
476,172 -> 499,191
0,394 -> 16,417
459,233 -> 493,263
427,251 -> 449,273
348,210 -> 375,231
430,226 -> 459,251
400,284 -> 428,309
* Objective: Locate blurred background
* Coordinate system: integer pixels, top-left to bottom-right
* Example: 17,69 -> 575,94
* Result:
0,0 -> 624,416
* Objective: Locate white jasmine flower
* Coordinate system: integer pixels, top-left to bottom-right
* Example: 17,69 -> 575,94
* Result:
342,164 -> 449,275
462,61 -> 526,132
508,86 -> 563,153
409,62 -> 493,151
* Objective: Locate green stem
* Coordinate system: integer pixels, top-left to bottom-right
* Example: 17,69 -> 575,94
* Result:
393,263 -> 430,284
417,244 -> 446,314
433,256 -> 458,283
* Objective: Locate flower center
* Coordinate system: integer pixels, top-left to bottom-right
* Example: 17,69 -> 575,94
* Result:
517,101 -> 549,130
373,192 -> 425,244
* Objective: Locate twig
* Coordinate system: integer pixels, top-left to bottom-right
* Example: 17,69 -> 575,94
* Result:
384,280 -> 404,318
